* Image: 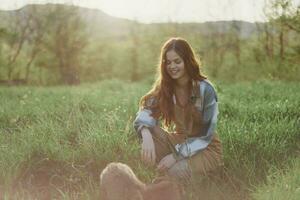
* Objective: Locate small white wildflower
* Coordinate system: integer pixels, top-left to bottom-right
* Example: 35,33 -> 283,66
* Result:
10,118 -> 17,123
285,184 -> 289,189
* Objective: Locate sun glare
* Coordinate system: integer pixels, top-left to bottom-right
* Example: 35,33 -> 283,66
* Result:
1,0 -> 300,22
82,0 -> 146,19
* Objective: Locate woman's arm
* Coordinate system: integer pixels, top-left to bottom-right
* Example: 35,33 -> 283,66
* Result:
175,80 -> 219,158
133,97 -> 158,138
133,97 -> 158,165
140,127 -> 156,165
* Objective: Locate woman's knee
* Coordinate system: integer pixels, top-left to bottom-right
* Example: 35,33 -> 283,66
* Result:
167,160 -> 191,182
151,126 -> 168,139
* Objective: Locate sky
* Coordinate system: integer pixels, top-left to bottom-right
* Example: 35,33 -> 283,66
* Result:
1,0 -> 300,23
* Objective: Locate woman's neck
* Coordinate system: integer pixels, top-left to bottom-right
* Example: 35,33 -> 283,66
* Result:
175,76 -> 190,90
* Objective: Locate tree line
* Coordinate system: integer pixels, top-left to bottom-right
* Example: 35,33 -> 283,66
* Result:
0,0 -> 299,85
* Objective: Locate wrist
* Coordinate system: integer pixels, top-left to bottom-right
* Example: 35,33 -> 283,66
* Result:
141,128 -> 152,139
172,152 -> 184,162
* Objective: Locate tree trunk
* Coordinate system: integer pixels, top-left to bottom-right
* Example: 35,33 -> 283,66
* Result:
130,22 -> 139,82
279,24 -> 285,60
264,24 -> 274,59
25,49 -> 38,82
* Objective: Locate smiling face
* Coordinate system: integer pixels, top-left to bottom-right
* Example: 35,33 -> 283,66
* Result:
165,50 -> 189,81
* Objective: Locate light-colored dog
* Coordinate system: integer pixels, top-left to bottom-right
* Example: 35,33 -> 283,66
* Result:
100,162 -> 183,200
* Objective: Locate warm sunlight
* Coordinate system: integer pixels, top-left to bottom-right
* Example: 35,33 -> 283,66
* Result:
0,0 -> 300,199
94,0 -> 266,23
0,0 -> 300,23
3,0 -> 300,23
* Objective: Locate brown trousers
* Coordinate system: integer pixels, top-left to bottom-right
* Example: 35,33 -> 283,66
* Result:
151,126 -> 223,179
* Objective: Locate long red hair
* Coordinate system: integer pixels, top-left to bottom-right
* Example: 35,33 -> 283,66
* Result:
140,37 -> 207,127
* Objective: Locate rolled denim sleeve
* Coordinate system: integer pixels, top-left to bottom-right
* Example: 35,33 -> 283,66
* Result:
133,98 -> 158,137
175,81 -> 219,158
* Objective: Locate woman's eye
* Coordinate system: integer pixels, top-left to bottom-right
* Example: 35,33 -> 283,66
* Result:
175,60 -> 181,64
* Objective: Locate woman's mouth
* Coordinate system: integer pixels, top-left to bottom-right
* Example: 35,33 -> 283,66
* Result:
170,69 -> 179,75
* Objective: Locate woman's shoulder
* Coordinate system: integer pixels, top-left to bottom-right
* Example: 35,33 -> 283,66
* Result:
197,79 -> 216,92
142,94 -> 159,109
199,79 -> 215,88
198,79 -> 218,101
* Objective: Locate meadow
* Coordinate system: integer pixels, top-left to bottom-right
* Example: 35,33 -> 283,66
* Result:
0,79 -> 299,199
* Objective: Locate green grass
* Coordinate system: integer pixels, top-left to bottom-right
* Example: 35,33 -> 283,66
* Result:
253,158 -> 300,200
0,79 -> 299,199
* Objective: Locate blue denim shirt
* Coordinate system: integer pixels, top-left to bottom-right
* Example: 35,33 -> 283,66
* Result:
133,80 -> 219,158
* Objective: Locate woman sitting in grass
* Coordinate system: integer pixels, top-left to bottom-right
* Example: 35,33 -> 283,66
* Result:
133,37 -> 223,184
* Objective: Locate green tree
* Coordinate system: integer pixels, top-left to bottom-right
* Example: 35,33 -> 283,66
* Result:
43,5 -> 87,85
2,10 -> 31,80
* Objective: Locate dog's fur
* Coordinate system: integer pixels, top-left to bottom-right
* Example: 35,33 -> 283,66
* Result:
100,162 -> 183,200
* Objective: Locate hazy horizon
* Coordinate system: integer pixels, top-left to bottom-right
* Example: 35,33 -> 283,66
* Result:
1,0 -> 300,23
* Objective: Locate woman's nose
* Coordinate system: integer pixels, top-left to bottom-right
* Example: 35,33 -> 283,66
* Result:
170,62 -> 176,69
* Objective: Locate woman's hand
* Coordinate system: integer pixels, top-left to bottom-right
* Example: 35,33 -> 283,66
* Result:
157,154 -> 177,172
141,128 -> 156,166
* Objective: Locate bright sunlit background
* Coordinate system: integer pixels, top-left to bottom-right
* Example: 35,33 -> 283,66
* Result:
1,0 -> 300,23
0,1 -> 300,199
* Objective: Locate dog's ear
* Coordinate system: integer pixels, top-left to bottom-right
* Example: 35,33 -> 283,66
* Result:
143,181 -> 183,200
99,162 -> 146,200
131,190 -> 144,200
148,180 -> 175,191
100,187 -> 107,200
